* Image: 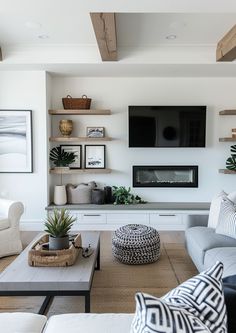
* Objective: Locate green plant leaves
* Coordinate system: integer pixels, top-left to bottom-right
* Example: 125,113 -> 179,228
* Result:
230,145 -> 236,157
44,209 -> 76,237
49,147 -> 76,167
226,156 -> 236,170
112,186 -> 146,205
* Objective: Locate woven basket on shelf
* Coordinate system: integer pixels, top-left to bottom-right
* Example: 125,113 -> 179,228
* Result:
62,94 -> 91,110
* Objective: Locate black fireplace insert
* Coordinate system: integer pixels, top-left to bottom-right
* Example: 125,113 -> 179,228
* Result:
133,165 -> 198,188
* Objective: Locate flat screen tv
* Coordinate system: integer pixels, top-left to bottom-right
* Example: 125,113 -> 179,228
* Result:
129,106 -> 206,147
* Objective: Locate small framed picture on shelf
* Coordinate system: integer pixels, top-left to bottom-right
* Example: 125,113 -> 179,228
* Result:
86,127 -> 105,138
84,145 -> 105,169
60,145 -> 82,169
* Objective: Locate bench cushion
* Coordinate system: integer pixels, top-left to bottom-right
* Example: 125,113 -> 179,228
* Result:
45,313 -> 133,333
0,312 -> 47,333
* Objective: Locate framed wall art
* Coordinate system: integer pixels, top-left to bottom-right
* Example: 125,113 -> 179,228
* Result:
0,110 -> 33,173
84,145 -> 105,169
60,145 -> 82,169
86,127 -> 105,138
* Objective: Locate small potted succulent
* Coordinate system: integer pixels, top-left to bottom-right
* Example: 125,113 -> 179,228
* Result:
45,209 -> 76,250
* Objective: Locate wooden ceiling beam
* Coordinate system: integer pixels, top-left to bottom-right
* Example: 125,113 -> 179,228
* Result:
90,13 -> 117,61
216,24 -> 236,62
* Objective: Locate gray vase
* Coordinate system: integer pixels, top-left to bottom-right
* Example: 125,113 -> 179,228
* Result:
49,235 -> 69,250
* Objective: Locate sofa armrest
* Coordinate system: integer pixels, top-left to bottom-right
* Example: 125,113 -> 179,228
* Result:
185,215 -> 209,229
0,199 -> 24,228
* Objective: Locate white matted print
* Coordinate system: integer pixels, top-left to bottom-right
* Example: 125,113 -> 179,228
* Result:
86,127 -> 105,138
60,145 -> 82,169
0,110 -> 33,173
85,145 -> 105,169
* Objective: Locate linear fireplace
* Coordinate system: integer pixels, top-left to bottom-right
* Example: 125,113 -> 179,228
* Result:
133,165 -> 198,188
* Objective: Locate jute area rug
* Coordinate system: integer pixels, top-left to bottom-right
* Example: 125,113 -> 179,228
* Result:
0,231 -> 197,316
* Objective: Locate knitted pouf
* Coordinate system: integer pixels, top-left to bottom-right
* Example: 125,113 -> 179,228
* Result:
112,224 -> 160,265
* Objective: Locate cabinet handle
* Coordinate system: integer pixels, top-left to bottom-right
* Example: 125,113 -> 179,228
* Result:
83,214 -> 101,217
159,214 -> 176,217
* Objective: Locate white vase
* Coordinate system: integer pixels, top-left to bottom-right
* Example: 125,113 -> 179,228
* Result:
54,185 -> 67,205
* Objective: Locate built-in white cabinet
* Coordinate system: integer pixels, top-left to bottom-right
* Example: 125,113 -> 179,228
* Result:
150,213 -> 184,230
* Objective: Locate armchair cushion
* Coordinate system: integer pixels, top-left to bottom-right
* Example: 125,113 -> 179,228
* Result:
0,218 -> 10,231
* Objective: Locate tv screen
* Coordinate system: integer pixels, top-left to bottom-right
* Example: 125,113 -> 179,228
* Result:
129,106 -> 206,147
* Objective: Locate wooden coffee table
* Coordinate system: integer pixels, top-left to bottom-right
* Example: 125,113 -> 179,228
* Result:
0,231 -> 100,315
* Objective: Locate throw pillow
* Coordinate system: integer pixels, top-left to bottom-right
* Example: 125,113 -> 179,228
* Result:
131,262 -> 227,333
131,293 -> 210,333
208,191 -> 227,228
216,198 -> 236,239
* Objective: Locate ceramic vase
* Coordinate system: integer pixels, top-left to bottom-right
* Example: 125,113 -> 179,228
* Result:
53,185 -> 67,205
49,235 -> 69,250
59,119 -> 73,137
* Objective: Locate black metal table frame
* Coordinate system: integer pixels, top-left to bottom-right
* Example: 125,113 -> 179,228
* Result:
0,241 -> 100,315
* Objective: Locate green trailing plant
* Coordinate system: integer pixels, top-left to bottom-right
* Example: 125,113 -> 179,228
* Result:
44,209 -> 76,238
226,145 -> 236,171
112,186 -> 146,205
50,146 -> 76,167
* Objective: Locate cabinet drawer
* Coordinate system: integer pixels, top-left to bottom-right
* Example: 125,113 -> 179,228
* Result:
150,213 -> 183,227
107,213 -> 149,225
79,213 -> 106,225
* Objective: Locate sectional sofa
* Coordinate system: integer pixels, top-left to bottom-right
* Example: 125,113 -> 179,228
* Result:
185,215 -> 236,277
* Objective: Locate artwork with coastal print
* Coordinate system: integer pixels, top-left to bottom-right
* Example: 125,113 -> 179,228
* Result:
0,110 -> 32,172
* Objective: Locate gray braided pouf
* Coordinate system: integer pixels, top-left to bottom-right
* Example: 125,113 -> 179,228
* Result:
112,224 -> 160,265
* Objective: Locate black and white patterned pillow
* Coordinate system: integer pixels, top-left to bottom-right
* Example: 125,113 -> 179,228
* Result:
131,262 -> 227,333
216,197 -> 236,239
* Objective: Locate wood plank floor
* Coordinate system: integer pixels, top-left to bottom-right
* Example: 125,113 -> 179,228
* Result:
0,231 -> 197,316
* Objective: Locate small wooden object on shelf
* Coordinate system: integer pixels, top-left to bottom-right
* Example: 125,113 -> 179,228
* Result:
28,233 -> 82,267
62,95 -> 91,110
219,169 -> 236,174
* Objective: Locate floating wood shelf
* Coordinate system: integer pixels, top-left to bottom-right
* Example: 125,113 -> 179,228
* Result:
50,168 -> 112,174
49,109 -> 111,115
49,136 -> 112,143
219,137 -> 236,142
219,169 -> 236,174
219,110 -> 236,115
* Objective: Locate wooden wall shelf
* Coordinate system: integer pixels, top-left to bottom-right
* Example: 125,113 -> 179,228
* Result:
50,168 -> 112,175
219,169 -> 236,174
49,136 -> 112,143
219,137 -> 236,142
49,109 -> 111,115
219,110 -> 236,115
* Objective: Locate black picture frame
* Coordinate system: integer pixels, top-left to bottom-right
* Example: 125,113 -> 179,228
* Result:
60,145 -> 82,169
84,145 -> 106,169
0,109 -> 33,173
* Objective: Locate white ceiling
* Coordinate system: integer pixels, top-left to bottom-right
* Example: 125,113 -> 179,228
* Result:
0,0 -> 236,76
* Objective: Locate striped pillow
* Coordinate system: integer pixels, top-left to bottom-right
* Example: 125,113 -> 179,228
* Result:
216,198 -> 236,239
131,262 -> 227,333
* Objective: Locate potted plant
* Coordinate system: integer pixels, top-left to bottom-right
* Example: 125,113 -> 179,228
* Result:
50,146 -> 76,169
50,147 -> 76,205
112,186 -> 146,205
44,209 -> 76,250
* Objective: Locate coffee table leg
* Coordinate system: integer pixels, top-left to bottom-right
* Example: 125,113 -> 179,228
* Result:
38,296 -> 54,315
95,241 -> 100,271
85,292 -> 90,313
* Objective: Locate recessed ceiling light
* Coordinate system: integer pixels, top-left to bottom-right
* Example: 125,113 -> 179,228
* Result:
166,35 -> 177,40
25,21 -> 42,30
38,34 -> 49,39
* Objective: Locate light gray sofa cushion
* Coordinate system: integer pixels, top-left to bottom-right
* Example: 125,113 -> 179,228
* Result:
204,247 -> 236,278
185,226 -> 236,271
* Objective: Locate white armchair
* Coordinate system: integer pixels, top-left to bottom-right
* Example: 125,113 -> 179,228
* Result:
0,199 -> 24,258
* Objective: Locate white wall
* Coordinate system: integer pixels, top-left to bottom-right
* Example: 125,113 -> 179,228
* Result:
0,71 -> 48,225
51,76 -> 236,202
